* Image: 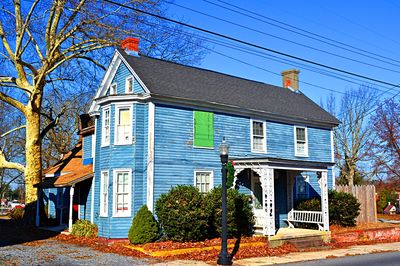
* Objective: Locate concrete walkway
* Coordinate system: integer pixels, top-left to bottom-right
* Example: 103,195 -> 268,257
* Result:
155,242 -> 400,265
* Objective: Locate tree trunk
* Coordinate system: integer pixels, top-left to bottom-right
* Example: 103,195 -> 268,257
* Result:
24,103 -> 42,204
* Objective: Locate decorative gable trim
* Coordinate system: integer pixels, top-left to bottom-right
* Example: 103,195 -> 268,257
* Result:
89,49 -> 151,115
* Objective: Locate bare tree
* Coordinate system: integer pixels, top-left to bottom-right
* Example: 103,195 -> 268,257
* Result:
326,87 -> 378,186
370,99 -> 400,180
0,0 -> 206,206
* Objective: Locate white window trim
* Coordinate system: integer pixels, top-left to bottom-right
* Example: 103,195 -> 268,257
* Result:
112,168 -> 132,218
101,106 -> 111,147
99,170 -> 109,217
110,82 -> 117,95
125,76 -> 134,93
194,170 -> 214,193
294,126 -> 309,157
114,104 -> 133,145
250,119 -> 267,153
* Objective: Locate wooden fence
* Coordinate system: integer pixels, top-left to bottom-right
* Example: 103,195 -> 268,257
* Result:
335,185 -> 377,224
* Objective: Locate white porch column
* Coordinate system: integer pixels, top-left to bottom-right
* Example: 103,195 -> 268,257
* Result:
35,189 -> 40,227
68,185 -> 75,233
320,171 -> 329,231
259,167 -> 275,236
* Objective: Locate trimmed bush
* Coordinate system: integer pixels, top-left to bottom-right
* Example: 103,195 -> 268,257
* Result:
295,197 -> 321,212
129,205 -> 159,244
205,186 -> 254,238
71,220 -> 98,237
9,207 -> 24,220
294,190 -> 360,227
329,190 -> 360,227
155,185 -> 208,242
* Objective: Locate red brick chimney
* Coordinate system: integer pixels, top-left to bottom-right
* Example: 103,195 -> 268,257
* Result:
120,37 -> 140,56
281,69 -> 300,92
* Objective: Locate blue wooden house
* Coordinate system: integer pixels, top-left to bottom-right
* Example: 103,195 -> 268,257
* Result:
36,44 -> 339,238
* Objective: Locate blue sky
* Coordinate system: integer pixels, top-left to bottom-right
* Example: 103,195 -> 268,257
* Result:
165,0 -> 400,105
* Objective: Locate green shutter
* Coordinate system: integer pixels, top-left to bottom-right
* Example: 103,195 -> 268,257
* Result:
194,111 -> 214,148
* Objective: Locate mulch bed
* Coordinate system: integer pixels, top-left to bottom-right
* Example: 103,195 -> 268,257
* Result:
55,234 -> 298,262
378,214 -> 400,221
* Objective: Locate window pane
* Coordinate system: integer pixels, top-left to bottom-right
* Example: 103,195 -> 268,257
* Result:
127,78 -> 133,92
296,127 -> 305,141
119,109 -> 130,125
253,137 -> 263,151
253,121 -> 263,136
196,172 -> 211,193
297,142 -> 305,154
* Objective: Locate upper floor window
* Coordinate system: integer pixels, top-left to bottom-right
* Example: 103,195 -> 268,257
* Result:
295,126 -> 308,156
113,169 -> 132,217
194,171 -> 213,193
194,111 -> 214,148
110,83 -> 117,95
126,76 -> 134,93
101,107 -> 110,146
115,105 -> 132,145
100,171 -> 109,217
251,120 -> 266,152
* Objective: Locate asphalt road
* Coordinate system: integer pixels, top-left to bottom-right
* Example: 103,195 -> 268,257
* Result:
283,251 -> 400,266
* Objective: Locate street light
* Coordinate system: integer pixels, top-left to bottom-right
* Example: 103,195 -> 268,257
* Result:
217,138 -> 232,265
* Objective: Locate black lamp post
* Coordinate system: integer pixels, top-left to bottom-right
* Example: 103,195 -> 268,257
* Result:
217,139 -> 232,265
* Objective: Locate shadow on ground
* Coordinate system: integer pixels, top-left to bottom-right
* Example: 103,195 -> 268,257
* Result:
0,218 -> 59,247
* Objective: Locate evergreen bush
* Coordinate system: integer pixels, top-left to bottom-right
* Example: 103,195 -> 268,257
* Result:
329,190 -> 360,226
128,205 -> 159,244
294,190 -> 360,227
71,220 -> 98,237
155,185 -> 208,242
205,186 -> 254,238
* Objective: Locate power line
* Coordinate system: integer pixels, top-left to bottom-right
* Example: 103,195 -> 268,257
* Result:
101,0 -> 400,88
206,0 -> 400,67
140,19 -> 395,99
168,1 -> 400,75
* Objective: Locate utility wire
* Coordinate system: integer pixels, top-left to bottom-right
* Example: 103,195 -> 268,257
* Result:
140,19 -> 395,99
207,0 -> 400,67
101,0 -> 400,88
168,1 -> 400,75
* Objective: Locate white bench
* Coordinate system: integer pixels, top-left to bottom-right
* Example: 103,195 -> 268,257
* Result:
284,209 -> 324,231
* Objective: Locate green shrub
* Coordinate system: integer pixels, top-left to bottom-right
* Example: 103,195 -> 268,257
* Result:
129,205 -> 159,244
9,208 -> 24,220
205,186 -> 254,238
329,190 -> 360,227
155,185 -> 208,242
295,197 -> 321,211
377,189 -> 398,213
71,220 -> 98,237
294,190 -> 360,227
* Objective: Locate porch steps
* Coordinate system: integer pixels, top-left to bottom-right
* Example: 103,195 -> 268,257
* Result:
267,228 -> 331,249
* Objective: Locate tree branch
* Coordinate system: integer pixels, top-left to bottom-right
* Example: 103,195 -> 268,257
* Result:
0,150 -> 25,173
0,125 -> 26,138
40,106 -> 66,139
0,91 -> 26,113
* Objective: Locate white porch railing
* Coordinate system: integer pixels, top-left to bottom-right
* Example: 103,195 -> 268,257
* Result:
286,209 -> 324,231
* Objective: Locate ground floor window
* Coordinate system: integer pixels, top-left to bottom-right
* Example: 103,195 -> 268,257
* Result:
194,171 -> 213,193
113,169 -> 132,217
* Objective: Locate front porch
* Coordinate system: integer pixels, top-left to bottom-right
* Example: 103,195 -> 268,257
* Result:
232,157 -> 332,237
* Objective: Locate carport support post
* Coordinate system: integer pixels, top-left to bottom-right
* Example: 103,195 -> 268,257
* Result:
35,189 -> 40,227
68,185 -> 75,233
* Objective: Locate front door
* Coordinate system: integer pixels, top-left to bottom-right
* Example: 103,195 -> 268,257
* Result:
251,171 -> 266,228
274,170 -> 288,228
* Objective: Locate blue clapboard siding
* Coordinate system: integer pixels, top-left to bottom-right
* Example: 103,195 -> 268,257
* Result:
153,104 -> 333,204
83,135 -> 93,165
93,102 -> 148,238
111,62 -> 146,95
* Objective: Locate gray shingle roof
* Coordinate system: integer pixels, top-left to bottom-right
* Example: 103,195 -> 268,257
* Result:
119,49 -> 339,127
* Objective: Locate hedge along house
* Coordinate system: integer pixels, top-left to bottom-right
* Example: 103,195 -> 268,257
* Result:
36,38 -> 339,238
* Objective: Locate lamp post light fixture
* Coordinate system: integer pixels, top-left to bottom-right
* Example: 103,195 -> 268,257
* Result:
217,138 -> 232,265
